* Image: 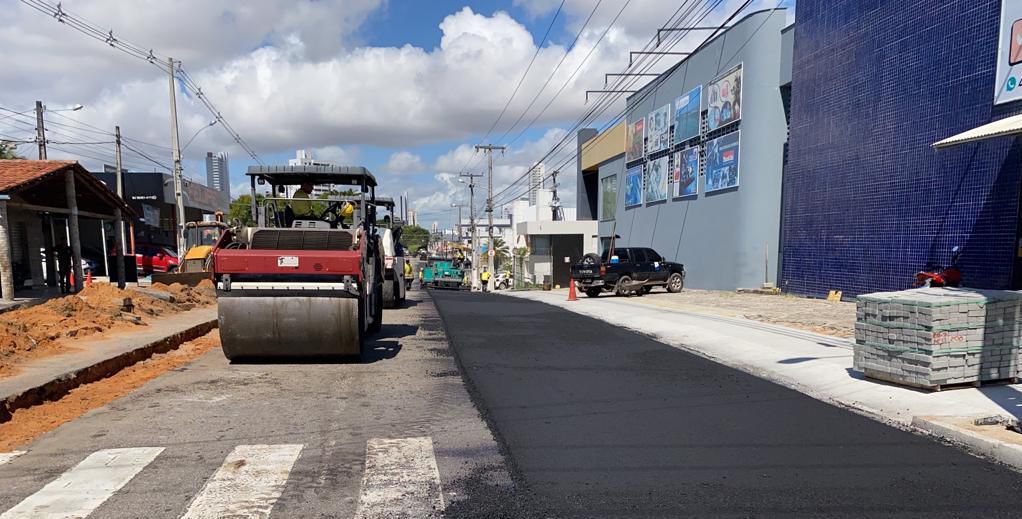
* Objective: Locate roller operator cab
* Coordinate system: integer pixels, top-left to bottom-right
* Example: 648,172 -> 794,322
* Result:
211,165 -> 384,361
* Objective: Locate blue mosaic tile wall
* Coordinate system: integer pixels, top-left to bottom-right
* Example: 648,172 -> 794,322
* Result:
781,0 -> 1022,298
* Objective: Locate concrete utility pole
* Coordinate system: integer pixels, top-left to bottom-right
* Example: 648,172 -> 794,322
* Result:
451,203 -> 463,244
65,169 -> 84,293
460,172 -> 483,291
34,101 -> 47,160
0,195 -> 13,301
475,144 -> 505,292
550,169 -> 561,221
167,57 -> 187,261
113,126 -> 126,289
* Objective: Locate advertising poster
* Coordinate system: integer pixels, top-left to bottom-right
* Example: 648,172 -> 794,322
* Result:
646,103 -> 672,153
673,146 -> 699,198
996,1 -> 1022,104
626,117 -> 645,162
645,156 -> 669,204
707,64 -> 742,131
673,86 -> 702,143
600,175 -> 617,221
705,131 -> 740,192
625,165 -> 643,207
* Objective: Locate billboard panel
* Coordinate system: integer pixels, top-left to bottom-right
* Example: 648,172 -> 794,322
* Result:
645,156 -> 669,204
996,1 -> 1022,104
600,175 -> 617,221
704,131 -> 740,193
707,64 -> 742,131
626,118 -> 645,162
673,146 -> 699,198
624,165 -> 643,207
673,86 -> 702,143
646,103 -> 671,153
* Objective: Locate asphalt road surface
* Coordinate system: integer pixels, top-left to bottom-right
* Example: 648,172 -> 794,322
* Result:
0,291 -> 522,519
430,290 -> 1022,518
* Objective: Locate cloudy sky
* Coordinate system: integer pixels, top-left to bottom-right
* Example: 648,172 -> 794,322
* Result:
1,0 -> 794,229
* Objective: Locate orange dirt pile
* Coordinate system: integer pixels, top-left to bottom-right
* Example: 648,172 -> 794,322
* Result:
0,282 -> 215,375
0,331 -> 221,451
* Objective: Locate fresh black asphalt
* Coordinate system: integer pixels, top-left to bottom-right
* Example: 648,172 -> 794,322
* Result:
430,290 -> 1022,518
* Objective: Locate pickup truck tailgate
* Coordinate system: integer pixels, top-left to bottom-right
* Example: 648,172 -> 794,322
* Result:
571,264 -> 599,279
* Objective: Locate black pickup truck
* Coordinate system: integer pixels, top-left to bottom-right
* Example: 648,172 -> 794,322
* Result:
570,247 -> 685,298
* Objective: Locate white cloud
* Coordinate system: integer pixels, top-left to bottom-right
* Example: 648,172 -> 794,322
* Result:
311,145 -> 358,165
384,151 -> 426,174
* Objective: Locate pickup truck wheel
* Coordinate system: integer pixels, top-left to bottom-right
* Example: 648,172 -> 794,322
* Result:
585,288 -> 602,298
615,275 -> 632,296
667,272 -> 684,293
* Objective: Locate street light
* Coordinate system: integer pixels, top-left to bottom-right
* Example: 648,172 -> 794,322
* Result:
181,119 -> 218,152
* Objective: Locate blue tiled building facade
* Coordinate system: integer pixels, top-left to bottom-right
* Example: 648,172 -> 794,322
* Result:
781,0 -> 1022,297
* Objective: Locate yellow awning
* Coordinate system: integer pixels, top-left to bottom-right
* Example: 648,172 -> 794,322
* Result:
933,113 -> 1022,149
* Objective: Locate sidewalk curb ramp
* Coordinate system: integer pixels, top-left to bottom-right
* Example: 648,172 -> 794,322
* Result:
912,416 -> 1022,471
0,318 -> 218,423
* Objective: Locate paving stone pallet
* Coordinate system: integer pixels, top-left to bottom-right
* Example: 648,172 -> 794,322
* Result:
853,287 -> 1022,390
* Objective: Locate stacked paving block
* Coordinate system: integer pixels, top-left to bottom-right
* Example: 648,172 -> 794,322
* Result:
853,287 -> 1022,390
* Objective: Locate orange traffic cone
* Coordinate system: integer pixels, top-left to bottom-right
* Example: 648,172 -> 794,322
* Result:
567,277 -> 578,301
85,270 -> 93,287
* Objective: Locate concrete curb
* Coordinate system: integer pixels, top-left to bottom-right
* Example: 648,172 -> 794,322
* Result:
911,416 -> 1022,471
0,318 -> 218,423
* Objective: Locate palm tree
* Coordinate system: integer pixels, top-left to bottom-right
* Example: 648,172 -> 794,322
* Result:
492,237 -> 511,269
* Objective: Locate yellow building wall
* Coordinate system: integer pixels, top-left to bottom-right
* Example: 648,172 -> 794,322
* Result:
580,121 -> 626,171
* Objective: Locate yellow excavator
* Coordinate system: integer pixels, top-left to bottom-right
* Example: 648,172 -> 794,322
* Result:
151,212 -> 229,286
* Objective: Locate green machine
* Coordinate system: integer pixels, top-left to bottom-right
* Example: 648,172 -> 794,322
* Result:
423,257 -> 468,290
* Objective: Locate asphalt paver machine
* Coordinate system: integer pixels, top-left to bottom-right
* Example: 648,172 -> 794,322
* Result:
211,165 -> 384,360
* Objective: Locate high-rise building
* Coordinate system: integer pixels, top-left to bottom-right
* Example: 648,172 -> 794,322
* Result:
528,163 -> 545,205
205,152 -> 230,199
408,209 -> 417,226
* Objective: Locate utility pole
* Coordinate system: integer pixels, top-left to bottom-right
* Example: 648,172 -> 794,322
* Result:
460,172 -> 483,291
550,169 -> 561,221
34,101 -> 47,160
167,57 -> 187,261
113,126 -> 127,289
475,144 -> 505,292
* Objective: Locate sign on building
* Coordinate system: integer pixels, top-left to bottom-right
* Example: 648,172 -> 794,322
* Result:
995,0 -> 1022,104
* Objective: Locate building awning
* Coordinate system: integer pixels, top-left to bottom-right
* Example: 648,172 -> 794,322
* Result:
933,113 -> 1022,149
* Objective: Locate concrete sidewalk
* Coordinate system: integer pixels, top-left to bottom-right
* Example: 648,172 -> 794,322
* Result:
505,290 -> 1022,464
0,307 -> 217,422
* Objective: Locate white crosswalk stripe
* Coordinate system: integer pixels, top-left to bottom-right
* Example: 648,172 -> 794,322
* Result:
180,444 -> 304,519
0,452 -> 25,466
0,447 -> 163,519
355,437 -> 445,519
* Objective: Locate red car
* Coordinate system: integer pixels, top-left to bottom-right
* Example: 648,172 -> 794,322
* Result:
135,244 -> 179,274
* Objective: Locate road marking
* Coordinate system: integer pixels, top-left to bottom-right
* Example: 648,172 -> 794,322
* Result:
180,444 -> 303,519
0,452 -> 25,466
355,437 -> 445,519
0,447 -> 163,519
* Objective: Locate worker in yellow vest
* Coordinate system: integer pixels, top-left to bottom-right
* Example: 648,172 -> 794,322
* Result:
480,268 -> 491,293
403,260 -> 413,290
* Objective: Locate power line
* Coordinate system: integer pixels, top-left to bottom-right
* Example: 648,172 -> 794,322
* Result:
21,0 -> 264,164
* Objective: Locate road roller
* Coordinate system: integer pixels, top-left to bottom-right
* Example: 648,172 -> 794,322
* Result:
210,165 -> 384,360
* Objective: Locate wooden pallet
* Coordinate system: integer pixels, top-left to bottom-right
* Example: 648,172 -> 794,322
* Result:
863,368 -> 1019,392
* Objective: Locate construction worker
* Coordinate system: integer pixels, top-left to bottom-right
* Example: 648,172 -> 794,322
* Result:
403,259 -> 413,290
56,245 -> 71,294
338,201 -> 355,228
480,267 -> 491,293
291,182 -> 314,217
418,266 -> 425,289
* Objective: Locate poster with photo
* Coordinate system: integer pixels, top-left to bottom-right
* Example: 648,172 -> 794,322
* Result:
646,103 -> 671,153
704,131 -> 740,193
673,86 -> 702,143
625,165 -> 644,207
600,175 -> 617,221
626,118 -> 645,162
673,146 -> 699,198
645,156 -> 669,203
707,64 -> 742,131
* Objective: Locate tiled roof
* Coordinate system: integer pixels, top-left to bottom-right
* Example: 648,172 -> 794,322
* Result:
0,160 -> 77,193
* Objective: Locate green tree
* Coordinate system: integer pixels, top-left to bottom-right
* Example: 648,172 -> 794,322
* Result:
228,194 -> 264,226
492,236 -> 511,269
400,224 -> 430,254
0,141 -> 24,160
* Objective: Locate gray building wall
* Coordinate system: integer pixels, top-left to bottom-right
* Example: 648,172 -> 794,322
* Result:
586,9 -> 790,291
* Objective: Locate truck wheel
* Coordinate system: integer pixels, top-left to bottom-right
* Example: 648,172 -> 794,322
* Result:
585,288 -> 602,298
667,272 -> 684,293
383,279 -> 396,308
615,275 -> 632,297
